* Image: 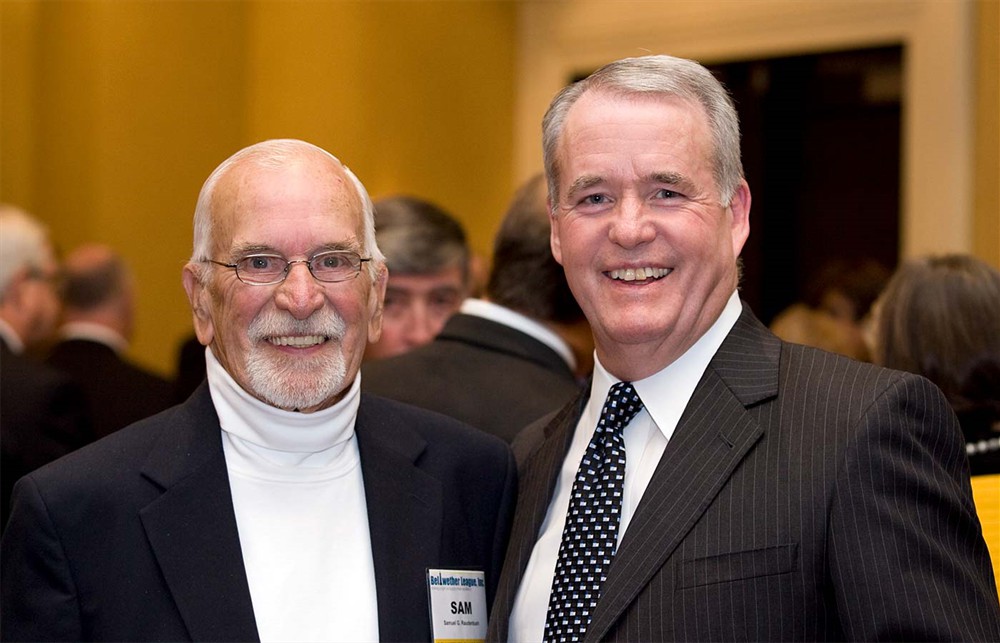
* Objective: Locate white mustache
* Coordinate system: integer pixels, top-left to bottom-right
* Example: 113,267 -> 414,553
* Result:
247,310 -> 347,344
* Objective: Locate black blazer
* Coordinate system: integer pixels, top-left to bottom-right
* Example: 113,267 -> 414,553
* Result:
46,338 -> 173,440
364,313 -> 584,443
1,385 -> 517,642
0,339 -> 91,532
488,305 -> 1000,642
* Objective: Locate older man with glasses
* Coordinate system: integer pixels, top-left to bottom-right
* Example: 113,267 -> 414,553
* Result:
1,139 -> 516,642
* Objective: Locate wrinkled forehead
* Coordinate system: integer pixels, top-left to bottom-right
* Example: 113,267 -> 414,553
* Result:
210,156 -> 365,251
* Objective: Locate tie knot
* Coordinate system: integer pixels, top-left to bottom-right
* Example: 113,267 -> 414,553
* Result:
599,381 -> 643,436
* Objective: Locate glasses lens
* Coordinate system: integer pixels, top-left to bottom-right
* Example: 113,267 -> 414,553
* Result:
236,255 -> 287,284
310,251 -> 360,283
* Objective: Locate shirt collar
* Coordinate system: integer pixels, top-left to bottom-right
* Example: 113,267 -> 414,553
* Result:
58,321 -> 129,354
205,346 -> 360,454
0,318 -> 24,354
589,290 -> 742,441
460,298 -> 577,371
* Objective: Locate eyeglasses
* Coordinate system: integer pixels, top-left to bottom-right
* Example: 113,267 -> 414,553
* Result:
206,250 -> 372,285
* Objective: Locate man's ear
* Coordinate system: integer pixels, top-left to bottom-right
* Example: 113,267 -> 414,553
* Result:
549,199 -> 564,266
182,264 -> 214,346
367,265 -> 389,344
728,180 -> 751,258
0,268 -> 29,308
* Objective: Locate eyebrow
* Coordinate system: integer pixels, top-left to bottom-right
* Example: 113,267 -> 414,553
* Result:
228,241 -> 361,259
647,171 -> 689,188
564,171 -> 699,200
564,175 -> 605,201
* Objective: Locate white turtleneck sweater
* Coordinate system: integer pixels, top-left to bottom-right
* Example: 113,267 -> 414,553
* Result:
205,348 -> 379,643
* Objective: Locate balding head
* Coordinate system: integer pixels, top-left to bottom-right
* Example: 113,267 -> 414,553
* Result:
61,244 -> 135,341
190,139 -> 384,282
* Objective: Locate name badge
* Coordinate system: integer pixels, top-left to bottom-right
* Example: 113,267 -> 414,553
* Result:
426,568 -> 487,642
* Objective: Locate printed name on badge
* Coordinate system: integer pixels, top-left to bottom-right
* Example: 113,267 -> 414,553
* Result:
426,568 -> 486,643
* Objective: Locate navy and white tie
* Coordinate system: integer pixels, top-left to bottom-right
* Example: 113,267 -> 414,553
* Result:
543,381 -> 644,642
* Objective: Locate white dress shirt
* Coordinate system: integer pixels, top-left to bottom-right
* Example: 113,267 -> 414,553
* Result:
0,317 -> 25,353
57,321 -> 129,354
507,291 -> 743,642
206,348 -> 379,643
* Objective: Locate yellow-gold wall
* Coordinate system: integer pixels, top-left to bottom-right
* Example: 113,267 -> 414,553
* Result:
1,0 -> 516,377
2,1 -> 997,379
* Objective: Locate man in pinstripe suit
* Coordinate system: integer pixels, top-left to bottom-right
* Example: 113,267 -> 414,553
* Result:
487,55 -> 1000,642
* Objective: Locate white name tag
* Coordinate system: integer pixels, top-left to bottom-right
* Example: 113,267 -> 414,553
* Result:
426,568 -> 487,643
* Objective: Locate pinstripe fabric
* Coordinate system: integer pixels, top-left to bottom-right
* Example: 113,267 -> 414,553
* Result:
488,305 -> 1000,642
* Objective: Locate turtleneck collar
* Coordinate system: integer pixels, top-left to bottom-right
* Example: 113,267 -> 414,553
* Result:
205,346 -> 360,456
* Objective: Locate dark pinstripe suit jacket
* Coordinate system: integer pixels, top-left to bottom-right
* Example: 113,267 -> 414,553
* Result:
488,305 -> 1000,642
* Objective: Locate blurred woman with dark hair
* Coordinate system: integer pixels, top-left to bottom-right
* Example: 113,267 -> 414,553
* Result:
873,254 -> 1000,475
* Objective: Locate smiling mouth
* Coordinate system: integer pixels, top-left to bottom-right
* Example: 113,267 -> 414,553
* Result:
267,335 -> 329,348
607,267 -> 672,282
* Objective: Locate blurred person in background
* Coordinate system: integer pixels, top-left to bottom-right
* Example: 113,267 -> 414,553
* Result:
807,257 -> 890,326
0,205 -> 92,531
365,174 -> 591,443
769,302 -> 870,361
872,254 -> 1000,476
364,195 -> 472,360
46,244 -> 173,440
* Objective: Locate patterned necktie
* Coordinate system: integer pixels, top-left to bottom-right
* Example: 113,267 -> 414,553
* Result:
543,381 -> 644,643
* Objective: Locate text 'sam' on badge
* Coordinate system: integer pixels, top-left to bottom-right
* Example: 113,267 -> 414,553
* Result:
426,568 -> 487,643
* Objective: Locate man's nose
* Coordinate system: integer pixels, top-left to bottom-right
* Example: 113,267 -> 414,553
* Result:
403,302 -> 439,347
273,262 -> 325,319
608,197 -> 656,248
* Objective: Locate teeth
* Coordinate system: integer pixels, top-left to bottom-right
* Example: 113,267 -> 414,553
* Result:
268,335 -> 326,347
609,267 -> 671,281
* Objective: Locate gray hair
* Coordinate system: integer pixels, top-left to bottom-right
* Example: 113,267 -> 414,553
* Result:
372,196 -> 470,284
542,54 -> 744,206
0,205 -> 52,299
190,139 -> 384,281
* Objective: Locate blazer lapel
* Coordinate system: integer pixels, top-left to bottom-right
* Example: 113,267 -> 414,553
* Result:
489,390 -> 587,642
585,306 -> 781,642
138,385 -> 259,642
355,395 -> 444,643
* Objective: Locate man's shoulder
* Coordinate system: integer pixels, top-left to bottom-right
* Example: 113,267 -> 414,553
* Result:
48,339 -> 170,387
721,306 -> 908,399
358,393 -> 512,467
22,398 -> 200,489
360,393 -> 504,443
2,347 -> 75,392
778,340 -> 906,390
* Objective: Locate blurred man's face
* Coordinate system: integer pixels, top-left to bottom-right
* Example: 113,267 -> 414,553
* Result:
183,154 -> 386,412
364,266 -> 465,360
20,249 -> 62,348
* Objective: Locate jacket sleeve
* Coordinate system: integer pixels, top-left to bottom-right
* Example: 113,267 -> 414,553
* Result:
829,371 -> 1000,640
1,475 -> 84,642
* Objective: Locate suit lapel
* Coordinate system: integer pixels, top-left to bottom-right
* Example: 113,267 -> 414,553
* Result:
355,395 -> 443,643
138,385 -> 259,642
489,390 -> 587,641
585,306 -> 781,641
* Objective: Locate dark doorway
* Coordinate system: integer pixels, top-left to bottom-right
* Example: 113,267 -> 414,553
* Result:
708,46 -> 902,323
